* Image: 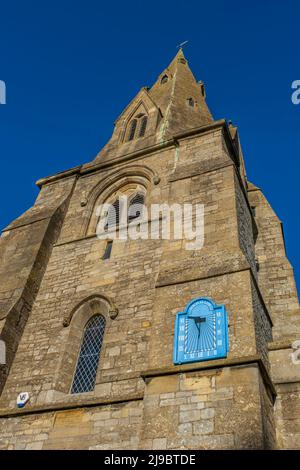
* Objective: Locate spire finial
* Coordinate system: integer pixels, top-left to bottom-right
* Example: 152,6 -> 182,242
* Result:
176,40 -> 189,50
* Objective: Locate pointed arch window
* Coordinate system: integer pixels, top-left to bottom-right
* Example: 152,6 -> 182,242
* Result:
161,75 -> 168,84
139,116 -> 148,137
99,185 -> 146,234
128,119 -> 137,141
128,193 -> 145,222
71,315 -> 106,394
126,114 -> 148,141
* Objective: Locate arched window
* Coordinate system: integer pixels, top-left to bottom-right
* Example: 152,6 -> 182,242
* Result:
139,116 -> 148,137
161,75 -> 168,84
126,114 -> 148,141
103,189 -> 145,231
128,119 -> 137,141
128,193 -> 145,222
71,315 -> 106,394
187,97 -> 195,107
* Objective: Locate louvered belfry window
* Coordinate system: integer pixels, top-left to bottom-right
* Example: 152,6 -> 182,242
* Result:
105,199 -> 121,230
128,193 -> 145,222
71,315 -> 106,394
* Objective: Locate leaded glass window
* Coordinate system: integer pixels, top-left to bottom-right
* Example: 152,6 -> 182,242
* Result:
71,315 -> 106,394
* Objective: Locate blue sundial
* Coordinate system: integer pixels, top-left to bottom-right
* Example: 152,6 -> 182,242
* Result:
173,298 -> 229,365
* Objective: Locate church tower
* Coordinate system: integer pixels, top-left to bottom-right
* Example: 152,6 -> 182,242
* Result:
0,50 -> 300,450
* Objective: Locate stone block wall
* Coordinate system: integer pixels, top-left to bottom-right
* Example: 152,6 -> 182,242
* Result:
248,185 -> 300,340
0,177 -> 76,393
141,365 -> 275,449
0,400 -> 143,450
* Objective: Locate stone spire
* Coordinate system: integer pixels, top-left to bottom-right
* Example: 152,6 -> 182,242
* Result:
90,49 -> 214,165
149,48 -> 213,139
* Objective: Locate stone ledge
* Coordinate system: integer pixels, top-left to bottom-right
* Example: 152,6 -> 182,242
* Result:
0,358 -> 277,418
54,216 -> 165,247
268,340 -> 293,351
273,379 -> 300,386
168,161 -> 233,183
156,260 -> 250,289
36,166 -> 82,188
141,355 -> 277,402
0,392 -> 144,419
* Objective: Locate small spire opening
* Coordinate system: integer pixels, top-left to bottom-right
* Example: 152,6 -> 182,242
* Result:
199,81 -> 206,97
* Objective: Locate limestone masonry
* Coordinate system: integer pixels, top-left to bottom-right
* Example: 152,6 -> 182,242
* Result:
0,50 -> 300,449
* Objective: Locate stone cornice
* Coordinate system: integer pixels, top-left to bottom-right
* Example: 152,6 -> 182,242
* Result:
36,166 -> 81,188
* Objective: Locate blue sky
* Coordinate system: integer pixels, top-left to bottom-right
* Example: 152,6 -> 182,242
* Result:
0,1 -> 299,291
